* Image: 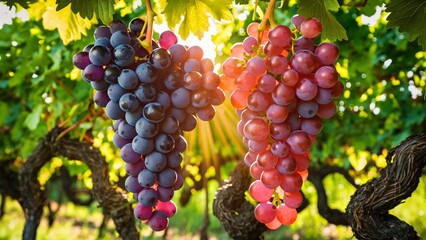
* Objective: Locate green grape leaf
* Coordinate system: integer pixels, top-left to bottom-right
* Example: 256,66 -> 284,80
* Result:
163,0 -> 233,39
55,0 -> 113,24
235,0 -> 249,4
360,0 -> 385,16
298,0 -> 348,41
324,0 -> 340,11
0,0 -> 37,8
24,105 -> 43,130
386,0 -> 426,50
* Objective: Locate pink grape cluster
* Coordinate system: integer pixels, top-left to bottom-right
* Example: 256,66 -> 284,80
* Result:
220,16 -> 343,229
72,19 -> 225,231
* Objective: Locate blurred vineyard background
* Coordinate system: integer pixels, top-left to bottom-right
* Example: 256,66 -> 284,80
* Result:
1,0 -> 425,239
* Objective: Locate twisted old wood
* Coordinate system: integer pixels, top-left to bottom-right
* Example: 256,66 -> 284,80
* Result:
347,133 -> 426,240
19,127 -> 138,240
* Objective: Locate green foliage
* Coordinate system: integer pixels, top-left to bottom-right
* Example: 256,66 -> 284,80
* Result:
386,0 -> 426,50
56,0 -> 114,24
0,0 -> 36,8
298,0 -> 348,41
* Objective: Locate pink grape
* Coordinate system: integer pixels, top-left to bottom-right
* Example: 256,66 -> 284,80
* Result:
158,30 -> 178,50
276,204 -> 298,225
332,81 -> 344,98
294,154 -> 310,171
265,217 -> 282,230
156,200 -> 177,218
281,69 -> 299,87
284,191 -> 303,209
301,116 -> 323,135
247,90 -> 270,112
250,162 -> 263,180
244,151 -> 258,167
317,102 -> 337,118
246,57 -> 267,76
270,140 -> 290,158
248,139 -> 269,153
291,15 -> 305,31
315,42 -> 340,65
286,130 -> 312,155
266,104 -> 289,123
272,83 -> 295,106
243,118 -> 270,141
267,55 -> 288,75
315,66 -> 338,88
300,17 -> 322,39
280,172 -> 303,192
269,122 -> 291,140
230,42 -> 245,59
134,203 -> 153,221
290,50 -> 319,74
257,74 -> 277,93
249,180 -> 274,202
236,70 -> 258,90
254,202 -> 276,223
295,78 -> 318,101
230,89 -> 250,110
187,45 -> 203,61
261,168 -> 283,189
256,150 -> 279,170
276,154 -> 297,174
222,57 -> 243,78
263,41 -> 284,57
294,36 -> 315,53
243,36 -> 259,54
268,25 -> 292,47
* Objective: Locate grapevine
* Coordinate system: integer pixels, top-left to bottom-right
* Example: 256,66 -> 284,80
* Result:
72,14 -> 225,231
220,1 -> 343,229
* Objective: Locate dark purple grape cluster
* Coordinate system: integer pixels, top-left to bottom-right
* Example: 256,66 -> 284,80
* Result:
72,18 -> 225,231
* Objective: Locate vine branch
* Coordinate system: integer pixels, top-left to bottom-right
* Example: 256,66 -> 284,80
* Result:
144,0 -> 155,52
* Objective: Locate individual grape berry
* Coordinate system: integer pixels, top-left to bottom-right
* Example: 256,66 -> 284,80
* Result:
159,30 -> 178,50
150,48 -> 172,69
300,17 -> 322,39
89,45 -> 112,66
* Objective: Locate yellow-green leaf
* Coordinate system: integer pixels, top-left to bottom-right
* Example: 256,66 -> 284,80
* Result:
24,105 -> 43,130
163,0 -> 233,39
41,3 -> 97,45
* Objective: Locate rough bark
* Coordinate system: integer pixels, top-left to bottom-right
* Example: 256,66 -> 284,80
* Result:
213,160 -> 267,240
347,133 -> 426,240
19,127 -> 138,240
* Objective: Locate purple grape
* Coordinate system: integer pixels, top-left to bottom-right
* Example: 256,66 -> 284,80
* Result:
73,51 -> 91,70
135,117 -> 159,138
147,210 -> 169,231
93,90 -> 110,107
138,188 -> 159,207
144,151 -> 167,172
132,135 -> 155,155
114,44 -> 135,67
125,175 -> 143,193
138,169 -> 158,188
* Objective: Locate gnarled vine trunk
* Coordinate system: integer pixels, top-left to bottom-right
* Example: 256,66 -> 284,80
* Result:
347,133 -> 426,240
19,127 -> 138,240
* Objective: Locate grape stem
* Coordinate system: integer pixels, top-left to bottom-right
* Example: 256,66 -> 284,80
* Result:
145,0 -> 155,52
257,0 -> 277,42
